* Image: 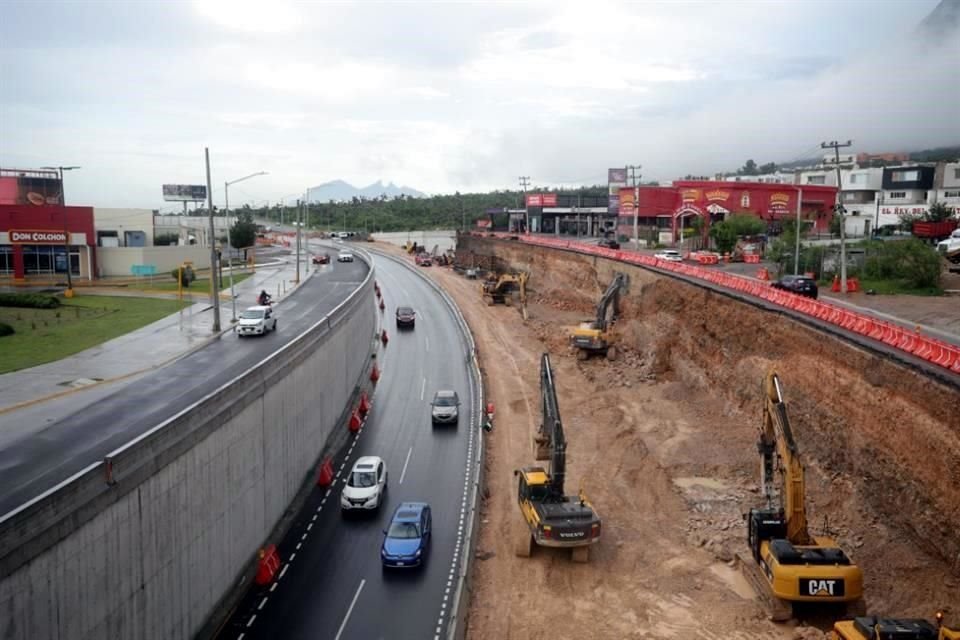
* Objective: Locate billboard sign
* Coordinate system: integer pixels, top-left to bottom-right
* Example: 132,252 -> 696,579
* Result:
541,193 -> 557,207
476,219 -> 491,228
608,167 -> 628,215
526,194 -> 543,207
162,184 -> 207,202
9,229 -> 68,244
0,173 -> 63,206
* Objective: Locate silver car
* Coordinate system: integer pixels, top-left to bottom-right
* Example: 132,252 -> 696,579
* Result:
431,390 -> 460,425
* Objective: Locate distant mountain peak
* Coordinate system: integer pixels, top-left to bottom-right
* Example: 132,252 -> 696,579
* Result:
918,0 -> 960,36
307,179 -> 426,202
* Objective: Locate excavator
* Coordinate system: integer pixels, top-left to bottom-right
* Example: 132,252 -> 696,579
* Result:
570,272 -> 626,361
514,353 -> 601,563
831,611 -> 958,640
741,371 -> 865,621
481,272 -> 528,317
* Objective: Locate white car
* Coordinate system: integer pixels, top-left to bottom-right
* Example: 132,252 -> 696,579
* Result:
337,250 -> 354,262
341,456 -> 387,512
236,305 -> 276,337
654,250 -> 683,262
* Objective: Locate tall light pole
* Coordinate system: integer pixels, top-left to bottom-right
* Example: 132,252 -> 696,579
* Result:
204,148 -> 221,332
41,165 -> 80,297
822,140 -> 852,292
628,164 -> 642,249
224,171 -> 268,322
519,176 -> 530,233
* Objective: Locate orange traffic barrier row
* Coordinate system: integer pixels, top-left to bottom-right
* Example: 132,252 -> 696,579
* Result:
255,545 -> 281,585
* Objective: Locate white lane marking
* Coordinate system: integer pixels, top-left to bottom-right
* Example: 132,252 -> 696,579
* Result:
399,446 -> 413,485
246,614 -> 256,628
307,522 -> 313,531
269,583 -> 277,593
420,377 -> 426,401
238,634 -> 245,640
258,597 -> 268,610
290,552 -> 297,561
279,564 -> 290,580
425,336 -> 430,352
334,579 -> 366,640
296,542 -> 302,550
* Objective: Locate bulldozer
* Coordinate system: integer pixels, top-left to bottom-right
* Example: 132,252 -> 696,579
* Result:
481,272 -> 528,307
740,371 -> 865,621
514,353 -> 601,562
570,272 -> 626,361
830,611 -> 958,640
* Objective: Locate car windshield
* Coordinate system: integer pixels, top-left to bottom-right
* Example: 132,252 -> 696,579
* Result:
348,470 -> 377,488
387,521 -> 421,539
398,307 -> 414,315
240,310 -> 264,319
434,394 -> 457,407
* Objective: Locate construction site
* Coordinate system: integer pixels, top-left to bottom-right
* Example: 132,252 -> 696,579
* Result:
382,235 -> 960,639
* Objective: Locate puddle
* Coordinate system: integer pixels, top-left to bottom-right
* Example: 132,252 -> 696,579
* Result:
58,378 -> 104,388
672,476 -> 728,490
708,562 -> 756,600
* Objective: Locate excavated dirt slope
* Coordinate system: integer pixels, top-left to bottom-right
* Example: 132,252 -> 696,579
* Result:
384,239 -> 960,638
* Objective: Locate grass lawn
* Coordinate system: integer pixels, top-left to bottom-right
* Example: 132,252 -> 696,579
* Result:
0,295 -> 189,374
138,271 -> 253,292
819,278 -> 944,296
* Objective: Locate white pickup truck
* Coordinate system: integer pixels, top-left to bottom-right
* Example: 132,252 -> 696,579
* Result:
937,228 -> 960,266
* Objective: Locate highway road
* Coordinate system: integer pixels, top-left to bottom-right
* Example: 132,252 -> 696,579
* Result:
217,253 -> 479,640
0,258 -> 370,517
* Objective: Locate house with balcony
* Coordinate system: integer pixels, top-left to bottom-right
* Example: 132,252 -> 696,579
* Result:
839,168 -> 883,237
935,162 -> 960,216
876,165 -> 936,229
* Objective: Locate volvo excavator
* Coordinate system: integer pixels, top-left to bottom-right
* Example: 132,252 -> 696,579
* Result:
570,272 -> 627,361
831,611 -> 958,640
741,371 -> 865,621
514,353 -> 601,562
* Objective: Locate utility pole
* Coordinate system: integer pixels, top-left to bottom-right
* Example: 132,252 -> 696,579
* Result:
519,176 -> 530,233
628,164 -> 642,249
295,199 -> 302,284
205,147 -> 221,332
821,140 -> 852,292
793,186 -> 804,275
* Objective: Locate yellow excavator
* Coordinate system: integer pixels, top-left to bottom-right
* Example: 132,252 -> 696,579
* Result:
481,272 -> 528,317
514,353 -> 601,563
741,371 -> 865,621
570,272 -> 626,361
831,611 -> 958,640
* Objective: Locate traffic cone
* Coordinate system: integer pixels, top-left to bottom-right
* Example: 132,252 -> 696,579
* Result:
349,408 -> 362,432
316,457 -> 334,487
370,363 -> 381,383
381,329 -> 389,345
358,391 -> 371,416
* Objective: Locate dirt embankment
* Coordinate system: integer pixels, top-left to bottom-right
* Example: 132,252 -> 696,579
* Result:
378,239 -> 960,639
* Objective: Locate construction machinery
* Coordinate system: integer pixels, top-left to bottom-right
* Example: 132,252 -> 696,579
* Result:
570,272 -> 626,361
740,371 -> 865,621
514,354 -> 601,563
481,272 -> 528,306
831,611 -> 958,640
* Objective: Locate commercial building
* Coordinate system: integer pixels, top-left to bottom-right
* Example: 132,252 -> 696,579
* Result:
93,208 -> 155,247
935,162 -> 960,215
0,204 -> 97,282
153,214 -> 236,246
617,181 -> 837,246
875,165 -> 937,229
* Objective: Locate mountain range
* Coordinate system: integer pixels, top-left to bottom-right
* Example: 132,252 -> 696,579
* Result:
306,180 -> 426,203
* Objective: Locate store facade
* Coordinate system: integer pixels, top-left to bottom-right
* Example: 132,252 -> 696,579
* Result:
0,204 -> 97,282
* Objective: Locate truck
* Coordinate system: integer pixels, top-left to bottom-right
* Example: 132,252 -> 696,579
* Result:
913,220 -> 958,242
937,228 -> 960,267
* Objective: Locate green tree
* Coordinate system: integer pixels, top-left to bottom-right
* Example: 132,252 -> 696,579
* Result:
758,162 -> 778,174
230,212 -> 257,249
738,159 -> 758,175
925,202 -> 953,222
709,214 -> 766,254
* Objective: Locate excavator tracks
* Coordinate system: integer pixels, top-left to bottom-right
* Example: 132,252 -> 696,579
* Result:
736,552 -> 793,622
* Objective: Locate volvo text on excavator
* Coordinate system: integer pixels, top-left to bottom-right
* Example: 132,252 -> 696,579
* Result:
741,371 -> 865,621
570,272 -> 626,361
514,353 -> 601,562
830,611 -> 958,640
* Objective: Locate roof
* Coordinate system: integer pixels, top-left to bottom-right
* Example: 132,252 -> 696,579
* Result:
522,469 -> 549,485
353,455 -> 381,469
245,305 -> 271,312
434,389 -> 457,398
394,502 -> 428,520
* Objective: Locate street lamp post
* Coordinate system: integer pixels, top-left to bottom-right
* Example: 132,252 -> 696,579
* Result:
41,165 -> 80,297
224,171 -> 268,322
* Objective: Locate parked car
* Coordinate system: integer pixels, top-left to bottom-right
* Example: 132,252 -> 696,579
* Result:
415,253 -> 432,266
396,306 -> 416,329
236,305 -> 276,337
313,253 -> 330,265
381,502 -> 432,568
340,456 -> 387,513
598,238 -> 620,250
654,250 -> 683,262
337,250 -> 354,262
771,275 -> 819,299
431,390 -> 460,425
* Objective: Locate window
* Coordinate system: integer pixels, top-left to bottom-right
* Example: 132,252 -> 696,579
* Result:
842,192 -> 857,202
888,191 -> 906,199
806,175 -> 826,185
848,173 -> 862,185
0,246 -> 12,275
945,191 -> 960,199
954,167 -> 960,180
891,170 -> 919,182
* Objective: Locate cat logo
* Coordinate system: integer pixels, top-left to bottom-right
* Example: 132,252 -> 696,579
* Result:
800,578 -> 844,597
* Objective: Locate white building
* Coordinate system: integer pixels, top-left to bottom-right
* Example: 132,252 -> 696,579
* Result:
93,208 -> 154,247
153,214 -> 237,247
937,162 -> 960,215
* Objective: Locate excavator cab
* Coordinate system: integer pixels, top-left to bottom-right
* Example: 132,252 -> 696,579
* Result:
830,612 -> 958,640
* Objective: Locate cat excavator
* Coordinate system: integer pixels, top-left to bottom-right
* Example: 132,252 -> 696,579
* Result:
481,272 -> 528,318
740,371 -> 865,621
570,272 -> 626,361
514,353 -> 601,562
831,611 -> 958,640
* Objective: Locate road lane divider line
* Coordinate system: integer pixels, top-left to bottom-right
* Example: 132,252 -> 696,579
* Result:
399,446 -> 413,484
279,564 -> 289,580
246,614 -> 256,628
334,579 -> 366,640
258,597 -> 267,611
420,377 -> 426,401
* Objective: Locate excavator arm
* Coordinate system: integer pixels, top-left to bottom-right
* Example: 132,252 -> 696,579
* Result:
538,353 -> 566,498
759,372 -> 812,545
593,273 -> 626,332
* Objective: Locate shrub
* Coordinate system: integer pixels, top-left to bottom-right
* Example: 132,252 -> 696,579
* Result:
0,322 -> 14,337
0,293 -> 61,309
170,265 -> 196,287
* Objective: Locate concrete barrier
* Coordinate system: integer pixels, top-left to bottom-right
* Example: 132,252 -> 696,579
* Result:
0,255 -> 377,640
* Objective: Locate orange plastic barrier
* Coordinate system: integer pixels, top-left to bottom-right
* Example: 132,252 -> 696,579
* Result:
358,391 -> 371,417
744,254 -> 760,264
349,408 -> 362,432
757,268 -> 769,281
316,457 -> 334,487
370,363 -> 381,382
255,545 -> 281,586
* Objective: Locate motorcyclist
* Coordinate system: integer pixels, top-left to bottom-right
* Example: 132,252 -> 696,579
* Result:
258,290 -> 272,306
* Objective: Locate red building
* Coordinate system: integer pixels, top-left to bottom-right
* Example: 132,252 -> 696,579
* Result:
0,204 -> 97,282
617,180 -> 838,245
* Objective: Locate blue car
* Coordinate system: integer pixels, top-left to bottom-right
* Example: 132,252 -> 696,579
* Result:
381,502 -> 432,568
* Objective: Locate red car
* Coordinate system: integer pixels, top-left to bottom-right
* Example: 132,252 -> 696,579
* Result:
313,253 -> 330,265
415,253 -> 432,266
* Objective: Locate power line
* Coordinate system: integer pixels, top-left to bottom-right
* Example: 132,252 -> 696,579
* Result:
821,139 -> 853,293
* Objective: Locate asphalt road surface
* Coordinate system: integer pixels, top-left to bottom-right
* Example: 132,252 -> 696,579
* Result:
0,258 -> 370,517
217,254 -> 479,640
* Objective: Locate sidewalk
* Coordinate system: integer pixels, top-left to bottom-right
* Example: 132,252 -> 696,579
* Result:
0,253 -> 310,417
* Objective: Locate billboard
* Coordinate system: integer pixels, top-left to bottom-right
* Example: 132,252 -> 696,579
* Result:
525,193 -> 556,207
541,193 -> 557,207
608,167 -> 628,215
163,184 -> 207,202
0,171 -> 63,206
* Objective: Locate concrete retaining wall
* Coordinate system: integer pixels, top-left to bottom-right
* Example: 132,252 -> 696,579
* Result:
0,257 -> 377,640
97,245 -> 212,277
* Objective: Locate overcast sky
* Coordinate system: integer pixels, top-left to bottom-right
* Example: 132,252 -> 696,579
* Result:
1,0 -> 957,210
